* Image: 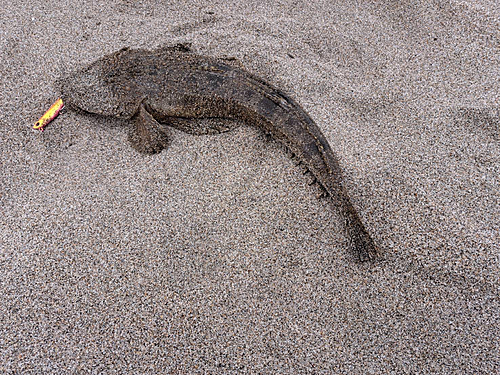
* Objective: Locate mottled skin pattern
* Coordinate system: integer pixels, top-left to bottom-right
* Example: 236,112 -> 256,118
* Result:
60,44 -> 378,261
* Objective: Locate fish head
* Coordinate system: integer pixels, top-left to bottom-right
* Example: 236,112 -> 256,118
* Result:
60,48 -> 142,119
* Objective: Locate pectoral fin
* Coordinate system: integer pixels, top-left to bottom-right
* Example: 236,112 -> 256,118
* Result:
128,103 -> 169,154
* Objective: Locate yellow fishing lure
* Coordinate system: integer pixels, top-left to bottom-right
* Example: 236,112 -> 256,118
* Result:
33,98 -> 64,131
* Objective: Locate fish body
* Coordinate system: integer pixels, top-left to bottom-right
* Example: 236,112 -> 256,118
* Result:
61,44 -> 378,261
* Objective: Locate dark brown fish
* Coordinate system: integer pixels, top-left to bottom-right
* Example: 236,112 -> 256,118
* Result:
60,44 -> 378,261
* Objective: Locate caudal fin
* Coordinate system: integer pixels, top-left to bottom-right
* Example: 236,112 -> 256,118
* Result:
343,202 -> 378,262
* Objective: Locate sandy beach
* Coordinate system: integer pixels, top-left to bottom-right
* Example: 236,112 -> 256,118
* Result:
1,0 -> 499,373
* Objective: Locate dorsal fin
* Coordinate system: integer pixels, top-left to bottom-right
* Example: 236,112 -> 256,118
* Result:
157,43 -> 193,54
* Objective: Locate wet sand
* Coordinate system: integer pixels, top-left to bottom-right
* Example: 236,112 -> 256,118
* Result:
1,0 -> 499,373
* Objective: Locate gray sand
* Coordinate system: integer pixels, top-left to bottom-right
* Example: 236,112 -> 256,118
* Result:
1,0 -> 499,373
